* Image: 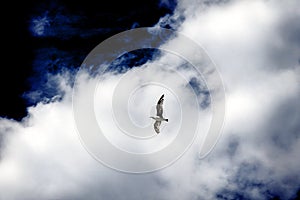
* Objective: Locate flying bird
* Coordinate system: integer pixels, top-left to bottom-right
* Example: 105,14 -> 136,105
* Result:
150,94 -> 168,134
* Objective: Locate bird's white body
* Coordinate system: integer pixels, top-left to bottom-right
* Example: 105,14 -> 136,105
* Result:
150,116 -> 168,122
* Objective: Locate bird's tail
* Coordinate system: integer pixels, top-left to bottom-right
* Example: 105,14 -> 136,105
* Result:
165,119 -> 169,122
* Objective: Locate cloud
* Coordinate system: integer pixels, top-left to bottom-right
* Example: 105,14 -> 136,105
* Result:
1,0 -> 300,199
30,15 -> 51,36
170,0 -> 300,199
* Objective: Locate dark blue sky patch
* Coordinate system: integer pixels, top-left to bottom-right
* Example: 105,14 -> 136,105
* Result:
29,1 -> 176,40
16,0 -> 176,114
32,48 -> 84,72
159,0 -> 177,11
29,10 -> 123,40
106,48 -> 162,75
23,48 -> 80,104
0,0 -> 178,120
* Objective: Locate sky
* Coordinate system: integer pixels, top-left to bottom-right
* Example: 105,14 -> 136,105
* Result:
1,0 -> 300,199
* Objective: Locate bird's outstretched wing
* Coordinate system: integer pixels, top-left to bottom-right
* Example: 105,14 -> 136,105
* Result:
154,121 -> 161,134
156,94 -> 164,117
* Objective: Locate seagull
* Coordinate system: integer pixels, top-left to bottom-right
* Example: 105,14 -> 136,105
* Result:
150,94 -> 168,134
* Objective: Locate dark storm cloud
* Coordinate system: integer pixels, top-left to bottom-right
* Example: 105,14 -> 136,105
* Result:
226,134 -> 239,157
202,0 -> 231,6
188,77 -> 211,109
215,86 -> 300,199
260,2 -> 300,71
267,95 -> 300,150
216,161 -> 273,200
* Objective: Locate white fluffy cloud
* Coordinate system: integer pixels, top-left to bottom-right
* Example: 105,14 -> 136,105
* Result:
1,0 -> 300,199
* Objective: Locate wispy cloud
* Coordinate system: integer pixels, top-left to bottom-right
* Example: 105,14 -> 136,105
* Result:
30,14 -> 51,36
